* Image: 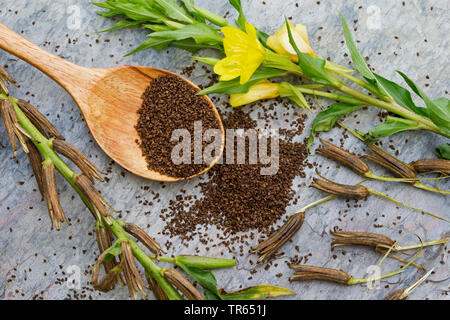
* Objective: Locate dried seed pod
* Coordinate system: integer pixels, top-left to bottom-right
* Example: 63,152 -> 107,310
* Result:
409,159 -> 450,175
95,224 -> 121,277
91,249 -> 123,293
384,289 -> 406,300
52,139 -> 103,182
74,174 -> 111,224
120,241 -> 147,299
16,99 -> 64,140
289,265 -> 352,285
0,66 -> 18,95
331,229 -> 396,250
310,177 -> 370,199
162,268 -> 204,300
123,223 -> 165,257
25,140 -> 45,197
317,139 -> 370,176
250,211 -> 305,262
42,161 -> 68,230
0,99 -> 18,156
362,143 -> 416,182
146,274 -> 169,300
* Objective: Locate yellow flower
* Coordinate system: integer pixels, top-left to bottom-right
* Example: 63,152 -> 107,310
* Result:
229,80 -> 280,107
267,22 -> 314,62
214,23 -> 265,84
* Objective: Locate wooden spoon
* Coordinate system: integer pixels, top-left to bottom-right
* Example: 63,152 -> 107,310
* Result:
0,22 -> 224,182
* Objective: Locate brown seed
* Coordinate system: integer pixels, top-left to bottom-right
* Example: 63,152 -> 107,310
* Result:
16,99 -> 64,140
362,143 -> 416,182
163,268 -> 204,300
52,138 -> 104,182
123,223 -> 165,257
250,211 -> 305,262
409,159 -> 450,175
310,177 -> 370,199
384,289 -> 406,300
331,229 -> 396,250
317,139 -> 370,176
289,265 -> 352,285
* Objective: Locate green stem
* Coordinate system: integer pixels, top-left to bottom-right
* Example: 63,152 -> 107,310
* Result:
397,237 -> 448,251
365,171 -> 448,183
338,85 -> 444,136
295,87 -> 366,105
333,68 -> 384,97
299,195 -> 336,212
414,182 -> 450,195
369,189 -> 449,223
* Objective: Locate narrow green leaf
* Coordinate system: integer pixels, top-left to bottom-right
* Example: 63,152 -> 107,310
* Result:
397,71 -> 450,136
262,51 -> 303,75
153,0 -> 194,24
340,13 -> 374,80
142,23 -> 173,32
107,2 -> 166,22
219,285 -> 295,300
125,36 -> 172,56
103,242 -> 122,262
199,68 -> 287,95
307,103 -> 363,150
364,116 -> 421,142
373,73 -> 428,117
229,0 -> 246,30
179,0 -> 206,22
149,23 -> 222,44
279,82 -> 311,111
435,143 -> 450,160
285,19 -> 339,86
97,19 -> 142,33
171,38 -> 223,52
192,56 -> 220,66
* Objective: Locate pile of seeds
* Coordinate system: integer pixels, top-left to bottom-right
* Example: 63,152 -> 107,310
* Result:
161,109 -> 308,247
135,74 -> 222,178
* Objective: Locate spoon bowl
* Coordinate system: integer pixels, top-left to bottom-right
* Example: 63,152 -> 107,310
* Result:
0,23 -> 224,181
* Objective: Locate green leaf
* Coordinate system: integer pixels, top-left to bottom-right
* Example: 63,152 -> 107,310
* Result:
373,73 -> 428,117
149,23 -> 222,45
153,0 -> 194,24
279,82 -> 311,111
340,13 -> 374,81
107,2 -> 166,22
192,56 -> 220,66
285,19 -> 339,86
364,116 -> 421,142
229,0 -> 246,30
125,36 -> 173,56
397,71 -> 450,136
177,262 -> 222,300
435,143 -> 450,160
199,67 -> 287,95
97,19 -> 142,33
219,285 -> 295,300
307,103 -> 363,150
262,51 -> 303,75
179,0 -> 206,22
103,242 -> 122,262
142,23 -> 174,32
171,38 -> 223,52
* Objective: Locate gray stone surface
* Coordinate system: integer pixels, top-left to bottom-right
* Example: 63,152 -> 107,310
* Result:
0,0 -> 448,300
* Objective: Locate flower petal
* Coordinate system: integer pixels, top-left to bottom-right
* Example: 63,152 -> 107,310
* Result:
230,80 -> 280,107
214,57 -> 241,81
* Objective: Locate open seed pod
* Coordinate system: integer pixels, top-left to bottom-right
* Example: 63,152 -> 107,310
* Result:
250,211 -> 305,262
361,143 -> 416,183
409,159 -> 450,175
91,249 -> 124,293
123,222 -> 165,257
120,241 -> 147,299
162,268 -> 204,300
331,229 -> 397,250
0,66 -> 18,95
42,161 -> 69,230
146,273 -> 169,300
316,139 -> 370,176
289,265 -> 352,285
310,176 -> 370,199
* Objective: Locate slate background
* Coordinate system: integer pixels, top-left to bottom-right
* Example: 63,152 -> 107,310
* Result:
0,0 -> 448,300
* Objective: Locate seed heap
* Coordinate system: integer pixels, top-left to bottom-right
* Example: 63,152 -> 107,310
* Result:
162,110 -> 308,247
135,74 -> 221,178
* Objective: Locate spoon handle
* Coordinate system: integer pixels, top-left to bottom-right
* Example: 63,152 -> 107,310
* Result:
0,22 -> 86,92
